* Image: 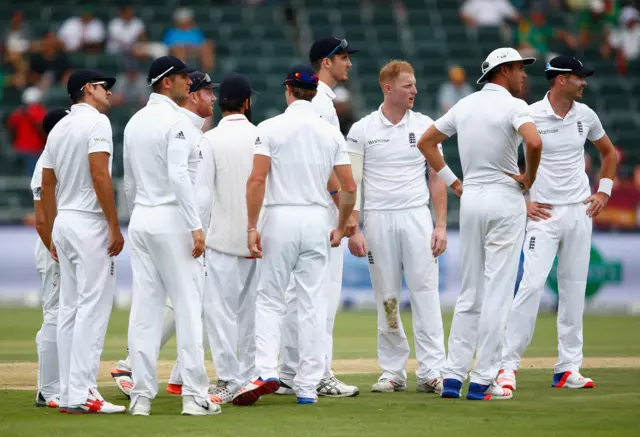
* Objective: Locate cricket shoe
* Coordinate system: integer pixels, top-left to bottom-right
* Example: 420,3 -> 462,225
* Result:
275,380 -> 295,395
34,392 -> 60,408
129,396 -> 151,416
181,396 -> 222,416
417,377 -> 443,395
317,376 -> 360,397
232,377 -> 280,406
466,382 -> 513,401
552,371 -> 595,389
441,378 -> 462,398
208,380 -> 234,404
111,361 -> 133,398
166,383 -> 183,395
371,378 -> 406,393
67,389 -> 127,414
496,370 -> 516,390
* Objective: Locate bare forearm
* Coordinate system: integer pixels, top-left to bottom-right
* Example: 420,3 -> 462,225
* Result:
429,172 -> 447,228
351,210 -> 361,233
246,180 -> 265,229
600,149 -> 617,181
337,202 -> 355,232
328,171 -> 341,207
524,144 -> 542,182
92,174 -> 119,229
419,142 -> 446,172
34,202 -> 52,249
40,187 -> 56,245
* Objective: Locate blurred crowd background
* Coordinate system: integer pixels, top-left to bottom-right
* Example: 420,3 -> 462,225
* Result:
1,0 -> 639,230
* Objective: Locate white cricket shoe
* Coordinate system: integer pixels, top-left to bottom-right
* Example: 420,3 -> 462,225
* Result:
417,377 -> 443,394
552,371 -> 595,389
209,381 -> 234,404
371,378 -> 406,393
496,369 -> 516,390
467,382 -> 513,401
275,379 -> 295,395
110,360 -> 133,398
129,396 -> 151,416
317,376 -> 360,397
181,395 -> 222,416
67,388 -> 126,414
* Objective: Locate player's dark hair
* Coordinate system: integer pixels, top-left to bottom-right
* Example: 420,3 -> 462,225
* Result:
290,87 -> 317,101
548,76 -> 559,88
69,89 -> 84,104
218,97 -> 248,113
311,59 -> 322,72
151,80 -> 165,93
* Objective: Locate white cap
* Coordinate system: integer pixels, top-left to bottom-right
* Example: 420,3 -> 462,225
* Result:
22,87 -> 43,105
173,7 -> 194,22
477,47 -> 536,85
620,6 -> 639,25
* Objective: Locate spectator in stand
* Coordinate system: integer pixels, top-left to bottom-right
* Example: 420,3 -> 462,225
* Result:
29,31 -> 72,88
3,11 -> 32,55
58,8 -> 106,53
333,85 -> 356,136
107,5 -> 146,55
163,7 -> 215,71
437,65 -> 473,115
607,5 -> 640,76
516,7 -> 578,62
460,0 -> 520,30
5,87 -> 47,176
578,0 -> 619,49
110,58 -> 149,109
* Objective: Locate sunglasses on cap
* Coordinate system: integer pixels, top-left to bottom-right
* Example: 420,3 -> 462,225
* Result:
326,38 -> 348,58
80,81 -> 109,91
191,73 -> 214,92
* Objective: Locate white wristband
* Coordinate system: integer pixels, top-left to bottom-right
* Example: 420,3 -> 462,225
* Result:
597,178 -> 613,196
437,165 -> 459,187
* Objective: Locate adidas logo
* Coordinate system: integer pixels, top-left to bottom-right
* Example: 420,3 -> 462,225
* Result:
175,131 -> 186,140
199,150 -> 203,159
255,137 -> 262,145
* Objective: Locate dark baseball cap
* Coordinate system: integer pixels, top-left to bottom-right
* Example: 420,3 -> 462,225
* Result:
309,37 -> 358,62
42,108 -> 69,135
219,74 -> 257,101
545,55 -> 594,80
147,56 -> 194,86
283,65 -> 319,90
67,69 -> 116,96
188,71 -> 220,93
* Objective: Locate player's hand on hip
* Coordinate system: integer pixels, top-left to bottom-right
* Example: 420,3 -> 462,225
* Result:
50,241 -> 59,263
108,226 -> 125,257
526,201 -> 552,221
330,228 -> 344,248
344,214 -> 358,238
584,192 -> 609,218
348,232 -> 368,257
191,229 -> 205,258
431,226 -> 447,258
451,180 -> 463,197
247,229 -> 262,258
506,172 -> 533,194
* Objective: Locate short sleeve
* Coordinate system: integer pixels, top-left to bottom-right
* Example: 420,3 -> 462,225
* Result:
434,105 -> 457,137
41,145 -> 53,169
586,107 -> 606,142
333,132 -> 351,166
88,115 -> 113,155
253,129 -> 271,157
345,121 -> 365,155
511,99 -> 534,131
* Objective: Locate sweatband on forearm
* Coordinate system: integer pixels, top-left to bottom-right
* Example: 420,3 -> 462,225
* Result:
597,178 -> 613,196
437,165 -> 458,187
339,190 -> 357,204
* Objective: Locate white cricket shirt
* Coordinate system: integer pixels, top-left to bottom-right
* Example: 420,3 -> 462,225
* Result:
123,93 -> 202,231
40,103 -> 113,216
198,114 -> 258,256
434,83 -> 534,188
312,81 -> 340,129
254,100 -> 350,208
180,107 -> 205,186
346,106 -> 442,211
528,94 -> 605,205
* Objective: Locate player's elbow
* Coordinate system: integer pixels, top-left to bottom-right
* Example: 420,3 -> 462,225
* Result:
342,180 -> 357,194
525,136 -> 543,151
247,172 -> 266,187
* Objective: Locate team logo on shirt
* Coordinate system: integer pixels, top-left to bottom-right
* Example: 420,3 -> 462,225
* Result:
408,132 -> 416,147
538,128 -> 558,135
577,121 -> 584,136
367,251 -> 375,265
255,137 -> 262,145
174,131 -> 186,140
110,260 -> 115,276
199,150 -> 203,160
32,187 -> 41,198
528,236 -> 536,250
367,139 -> 390,145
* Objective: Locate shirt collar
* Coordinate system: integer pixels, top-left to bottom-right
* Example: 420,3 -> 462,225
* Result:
377,104 -> 410,127
543,92 -> 576,119
147,93 -> 182,112
70,103 -> 99,114
219,114 -> 248,124
285,99 -> 315,113
482,83 -> 512,95
317,81 -> 336,101
180,107 -> 205,129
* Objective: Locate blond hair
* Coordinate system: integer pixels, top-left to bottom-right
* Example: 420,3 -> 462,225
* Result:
378,60 -> 415,88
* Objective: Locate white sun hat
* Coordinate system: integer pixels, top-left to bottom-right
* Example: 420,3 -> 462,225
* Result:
477,47 -> 536,85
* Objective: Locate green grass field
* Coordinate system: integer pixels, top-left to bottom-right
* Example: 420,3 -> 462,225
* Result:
1,308 -> 639,437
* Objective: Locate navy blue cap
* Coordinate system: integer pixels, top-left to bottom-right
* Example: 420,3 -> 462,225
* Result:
42,108 -> 69,135
545,56 -> 594,80
147,56 -> 194,86
283,65 -> 318,90
219,74 -> 257,101
67,69 -> 116,96
188,71 -> 220,93
309,37 -> 358,62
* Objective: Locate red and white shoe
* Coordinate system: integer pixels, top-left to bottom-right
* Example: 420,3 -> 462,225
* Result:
111,361 -> 133,398
35,392 -> 60,408
209,381 -> 234,404
371,378 -> 406,393
166,383 -> 183,395
496,369 -> 516,390
232,377 -> 280,406
67,389 -> 126,414
552,371 -> 595,389
417,377 -> 443,395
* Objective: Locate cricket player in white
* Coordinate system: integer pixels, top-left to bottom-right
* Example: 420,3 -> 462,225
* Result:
197,73 -> 259,404
278,37 -> 360,397
123,56 -> 219,416
417,48 -> 543,401
346,60 -> 448,394
233,65 -> 357,406
497,56 -> 617,391
32,108 -> 68,409
111,70 -> 217,398
40,69 -> 125,414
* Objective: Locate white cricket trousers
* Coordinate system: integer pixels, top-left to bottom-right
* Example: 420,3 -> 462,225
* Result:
255,205 -> 330,399
364,206 -> 446,383
502,203 -> 592,374
51,212 -> 116,407
279,243 -> 343,382
443,185 -> 526,385
128,205 -> 209,404
204,248 -> 257,392
35,239 -> 60,401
